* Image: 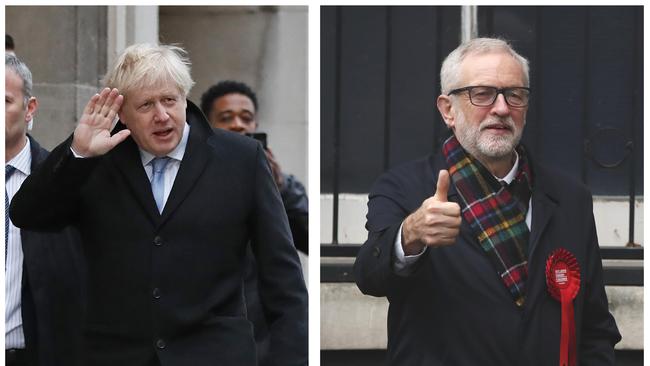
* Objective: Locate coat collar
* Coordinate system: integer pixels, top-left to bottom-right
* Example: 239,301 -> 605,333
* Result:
27,134 -> 48,168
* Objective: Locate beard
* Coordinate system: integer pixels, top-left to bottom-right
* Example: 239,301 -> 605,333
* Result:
453,109 -> 524,161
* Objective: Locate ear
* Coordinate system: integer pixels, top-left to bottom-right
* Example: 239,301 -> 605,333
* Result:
24,97 -> 38,123
116,100 -> 128,126
436,95 -> 456,129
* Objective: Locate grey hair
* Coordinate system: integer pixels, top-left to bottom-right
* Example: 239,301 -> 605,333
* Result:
440,37 -> 529,94
5,53 -> 33,106
102,43 -> 195,100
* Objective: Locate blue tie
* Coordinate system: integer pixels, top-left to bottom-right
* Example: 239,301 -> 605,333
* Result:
151,157 -> 170,213
6,165 -> 17,267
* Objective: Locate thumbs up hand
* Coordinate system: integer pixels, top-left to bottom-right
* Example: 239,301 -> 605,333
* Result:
433,169 -> 451,202
401,170 -> 462,255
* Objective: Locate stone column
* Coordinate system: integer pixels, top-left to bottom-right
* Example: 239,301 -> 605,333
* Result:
6,5 -> 159,151
6,6 -> 107,150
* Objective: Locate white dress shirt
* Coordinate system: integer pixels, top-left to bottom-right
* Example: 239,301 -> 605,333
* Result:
393,152 -> 532,275
6,138 -> 32,349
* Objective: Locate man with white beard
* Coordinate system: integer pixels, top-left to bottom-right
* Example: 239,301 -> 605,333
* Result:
354,37 -> 620,365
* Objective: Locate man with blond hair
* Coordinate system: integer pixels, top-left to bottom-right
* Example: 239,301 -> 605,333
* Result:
354,38 -> 620,365
11,44 -> 307,366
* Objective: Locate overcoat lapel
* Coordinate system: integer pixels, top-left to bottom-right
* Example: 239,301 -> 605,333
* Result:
528,168 -> 558,261
160,121 -> 211,225
108,131 -> 161,225
521,165 -> 558,308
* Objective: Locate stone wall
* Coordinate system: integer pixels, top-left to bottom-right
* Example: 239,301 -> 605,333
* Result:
321,282 -> 643,350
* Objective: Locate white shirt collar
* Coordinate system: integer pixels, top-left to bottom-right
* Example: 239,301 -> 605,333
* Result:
497,150 -> 520,185
140,122 -> 190,166
7,137 -> 31,176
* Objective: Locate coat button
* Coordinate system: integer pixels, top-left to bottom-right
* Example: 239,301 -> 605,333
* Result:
155,338 -> 166,349
373,246 -> 381,257
515,296 -> 525,307
153,236 -> 163,246
153,288 -> 161,299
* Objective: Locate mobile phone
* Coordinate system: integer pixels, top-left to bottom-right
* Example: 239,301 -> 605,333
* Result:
245,132 -> 268,149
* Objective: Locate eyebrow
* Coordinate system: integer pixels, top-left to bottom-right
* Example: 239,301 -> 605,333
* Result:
217,109 -> 254,115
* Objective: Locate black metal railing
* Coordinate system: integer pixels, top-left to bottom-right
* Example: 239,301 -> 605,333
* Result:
321,244 -> 643,286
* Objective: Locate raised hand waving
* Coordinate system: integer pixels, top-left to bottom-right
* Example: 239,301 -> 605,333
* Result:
71,88 -> 131,157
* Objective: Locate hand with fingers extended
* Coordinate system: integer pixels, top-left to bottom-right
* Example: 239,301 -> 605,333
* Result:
401,170 -> 462,255
71,88 -> 131,157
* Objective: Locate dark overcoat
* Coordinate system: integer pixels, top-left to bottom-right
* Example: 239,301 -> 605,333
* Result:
354,151 -> 621,365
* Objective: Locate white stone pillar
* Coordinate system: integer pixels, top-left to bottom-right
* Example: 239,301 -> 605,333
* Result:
107,6 -> 159,67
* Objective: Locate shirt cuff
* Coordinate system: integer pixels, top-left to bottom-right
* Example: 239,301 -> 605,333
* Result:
393,222 -> 427,275
70,146 -> 85,158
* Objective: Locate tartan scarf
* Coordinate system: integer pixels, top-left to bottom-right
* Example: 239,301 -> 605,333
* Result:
442,135 -> 533,305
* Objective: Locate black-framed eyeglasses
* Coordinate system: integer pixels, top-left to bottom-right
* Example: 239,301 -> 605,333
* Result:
448,86 -> 531,107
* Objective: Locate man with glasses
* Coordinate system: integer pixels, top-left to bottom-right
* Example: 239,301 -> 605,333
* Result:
354,38 -> 620,365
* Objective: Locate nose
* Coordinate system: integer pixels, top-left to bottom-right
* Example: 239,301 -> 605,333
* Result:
227,117 -> 247,134
490,93 -> 511,117
153,102 -> 170,122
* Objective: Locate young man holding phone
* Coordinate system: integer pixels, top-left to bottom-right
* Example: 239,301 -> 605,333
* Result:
200,81 -> 308,366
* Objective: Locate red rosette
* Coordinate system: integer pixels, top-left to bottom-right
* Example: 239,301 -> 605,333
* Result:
546,248 -> 581,366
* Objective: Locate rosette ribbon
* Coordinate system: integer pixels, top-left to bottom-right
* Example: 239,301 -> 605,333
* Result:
546,248 -> 581,366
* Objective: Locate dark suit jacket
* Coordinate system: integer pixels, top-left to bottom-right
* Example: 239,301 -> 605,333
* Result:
354,152 -> 621,366
18,136 -> 86,366
11,102 -> 308,366
231,135 -> 309,366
